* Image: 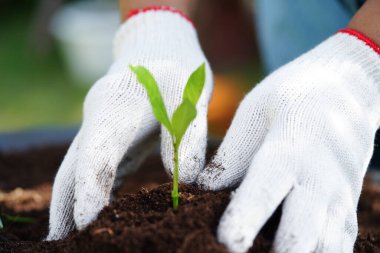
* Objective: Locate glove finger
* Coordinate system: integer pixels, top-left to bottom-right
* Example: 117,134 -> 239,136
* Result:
197,86 -> 269,190
316,204 -> 354,252
342,211 -> 358,252
46,130 -> 82,240
112,124 -> 159,194
273,185 -> 327,253
74,104 -> 158,230
217,140 -> 294,253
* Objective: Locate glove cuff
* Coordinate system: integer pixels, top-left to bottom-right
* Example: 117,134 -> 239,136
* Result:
295,29 -> 380,128
339,29 -> 380,56
335,29 -> 380,128
321,29 -> 380,85
127,6 -> 193,26
113,6 -> 198,59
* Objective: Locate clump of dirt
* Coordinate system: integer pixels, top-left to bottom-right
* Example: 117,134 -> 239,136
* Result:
0,145 -> 380,252
0,184 -> 51,212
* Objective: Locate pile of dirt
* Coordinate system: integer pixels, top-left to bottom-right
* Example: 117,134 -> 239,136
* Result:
0,183 -> 278,253
0,145 -> 380,252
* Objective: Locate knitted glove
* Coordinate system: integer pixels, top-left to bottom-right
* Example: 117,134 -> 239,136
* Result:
197,29 -> 380,253
47,7 -> 212,240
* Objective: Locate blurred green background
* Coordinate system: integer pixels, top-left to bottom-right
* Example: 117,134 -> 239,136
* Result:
0,0 -> 88,131
0,0 -> 262,133
0,20 -> 88,131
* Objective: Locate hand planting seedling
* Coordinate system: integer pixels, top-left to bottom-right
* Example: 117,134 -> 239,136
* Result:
130,63 -> 206,209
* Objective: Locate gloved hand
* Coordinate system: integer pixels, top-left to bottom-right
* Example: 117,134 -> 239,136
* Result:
47,7 -> 212,240
197,29 -> 380,253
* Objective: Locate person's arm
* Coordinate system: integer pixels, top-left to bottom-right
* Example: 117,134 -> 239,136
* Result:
348,0 -> 380,46
119,0 -> 196,19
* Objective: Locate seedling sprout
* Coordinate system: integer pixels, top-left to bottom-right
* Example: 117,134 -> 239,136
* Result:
0,212 -> 35,230
130,63 -> 206,208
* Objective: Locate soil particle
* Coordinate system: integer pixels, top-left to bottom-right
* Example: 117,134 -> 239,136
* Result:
198,158 -> 226,187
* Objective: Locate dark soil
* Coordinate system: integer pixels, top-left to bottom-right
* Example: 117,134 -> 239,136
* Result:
0,145 -> 379,252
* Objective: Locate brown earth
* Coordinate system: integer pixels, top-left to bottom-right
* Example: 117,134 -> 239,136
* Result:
0,145 -> 379,252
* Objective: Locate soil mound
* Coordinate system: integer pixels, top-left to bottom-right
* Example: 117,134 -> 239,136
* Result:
0,145 -> 380,252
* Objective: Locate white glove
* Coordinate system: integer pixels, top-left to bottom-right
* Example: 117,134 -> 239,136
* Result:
197,29 -> 380,253
47,7 -> 212,240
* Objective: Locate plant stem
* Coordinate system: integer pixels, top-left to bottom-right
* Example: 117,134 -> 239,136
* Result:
171,142 -> 180,209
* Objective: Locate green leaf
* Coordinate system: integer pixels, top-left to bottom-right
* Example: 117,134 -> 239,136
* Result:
3,214 -> 35,224
183,63 -> 206,106
0,217 -> 3,229
129,65 -> 173,134
171,99 -> 197,146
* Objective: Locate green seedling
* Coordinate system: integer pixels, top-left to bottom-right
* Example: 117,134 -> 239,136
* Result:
130,63 -> 206,209
0,212 -> 35,230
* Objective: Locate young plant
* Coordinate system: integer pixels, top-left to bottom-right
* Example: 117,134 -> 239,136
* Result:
0,212 -> 35,230
130,63 -> 206,209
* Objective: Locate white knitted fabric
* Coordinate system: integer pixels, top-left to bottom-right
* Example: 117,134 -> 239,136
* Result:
197,32 -> 380,253
47,9 -> 212,240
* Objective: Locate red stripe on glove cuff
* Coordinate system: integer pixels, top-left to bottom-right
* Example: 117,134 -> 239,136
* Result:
127,6 -> 194,27
339,28 -> 380,56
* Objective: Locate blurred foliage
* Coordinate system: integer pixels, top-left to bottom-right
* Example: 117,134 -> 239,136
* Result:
0,13 -> 88,131
0,0 -> 36,17
0,0 -> 263,132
